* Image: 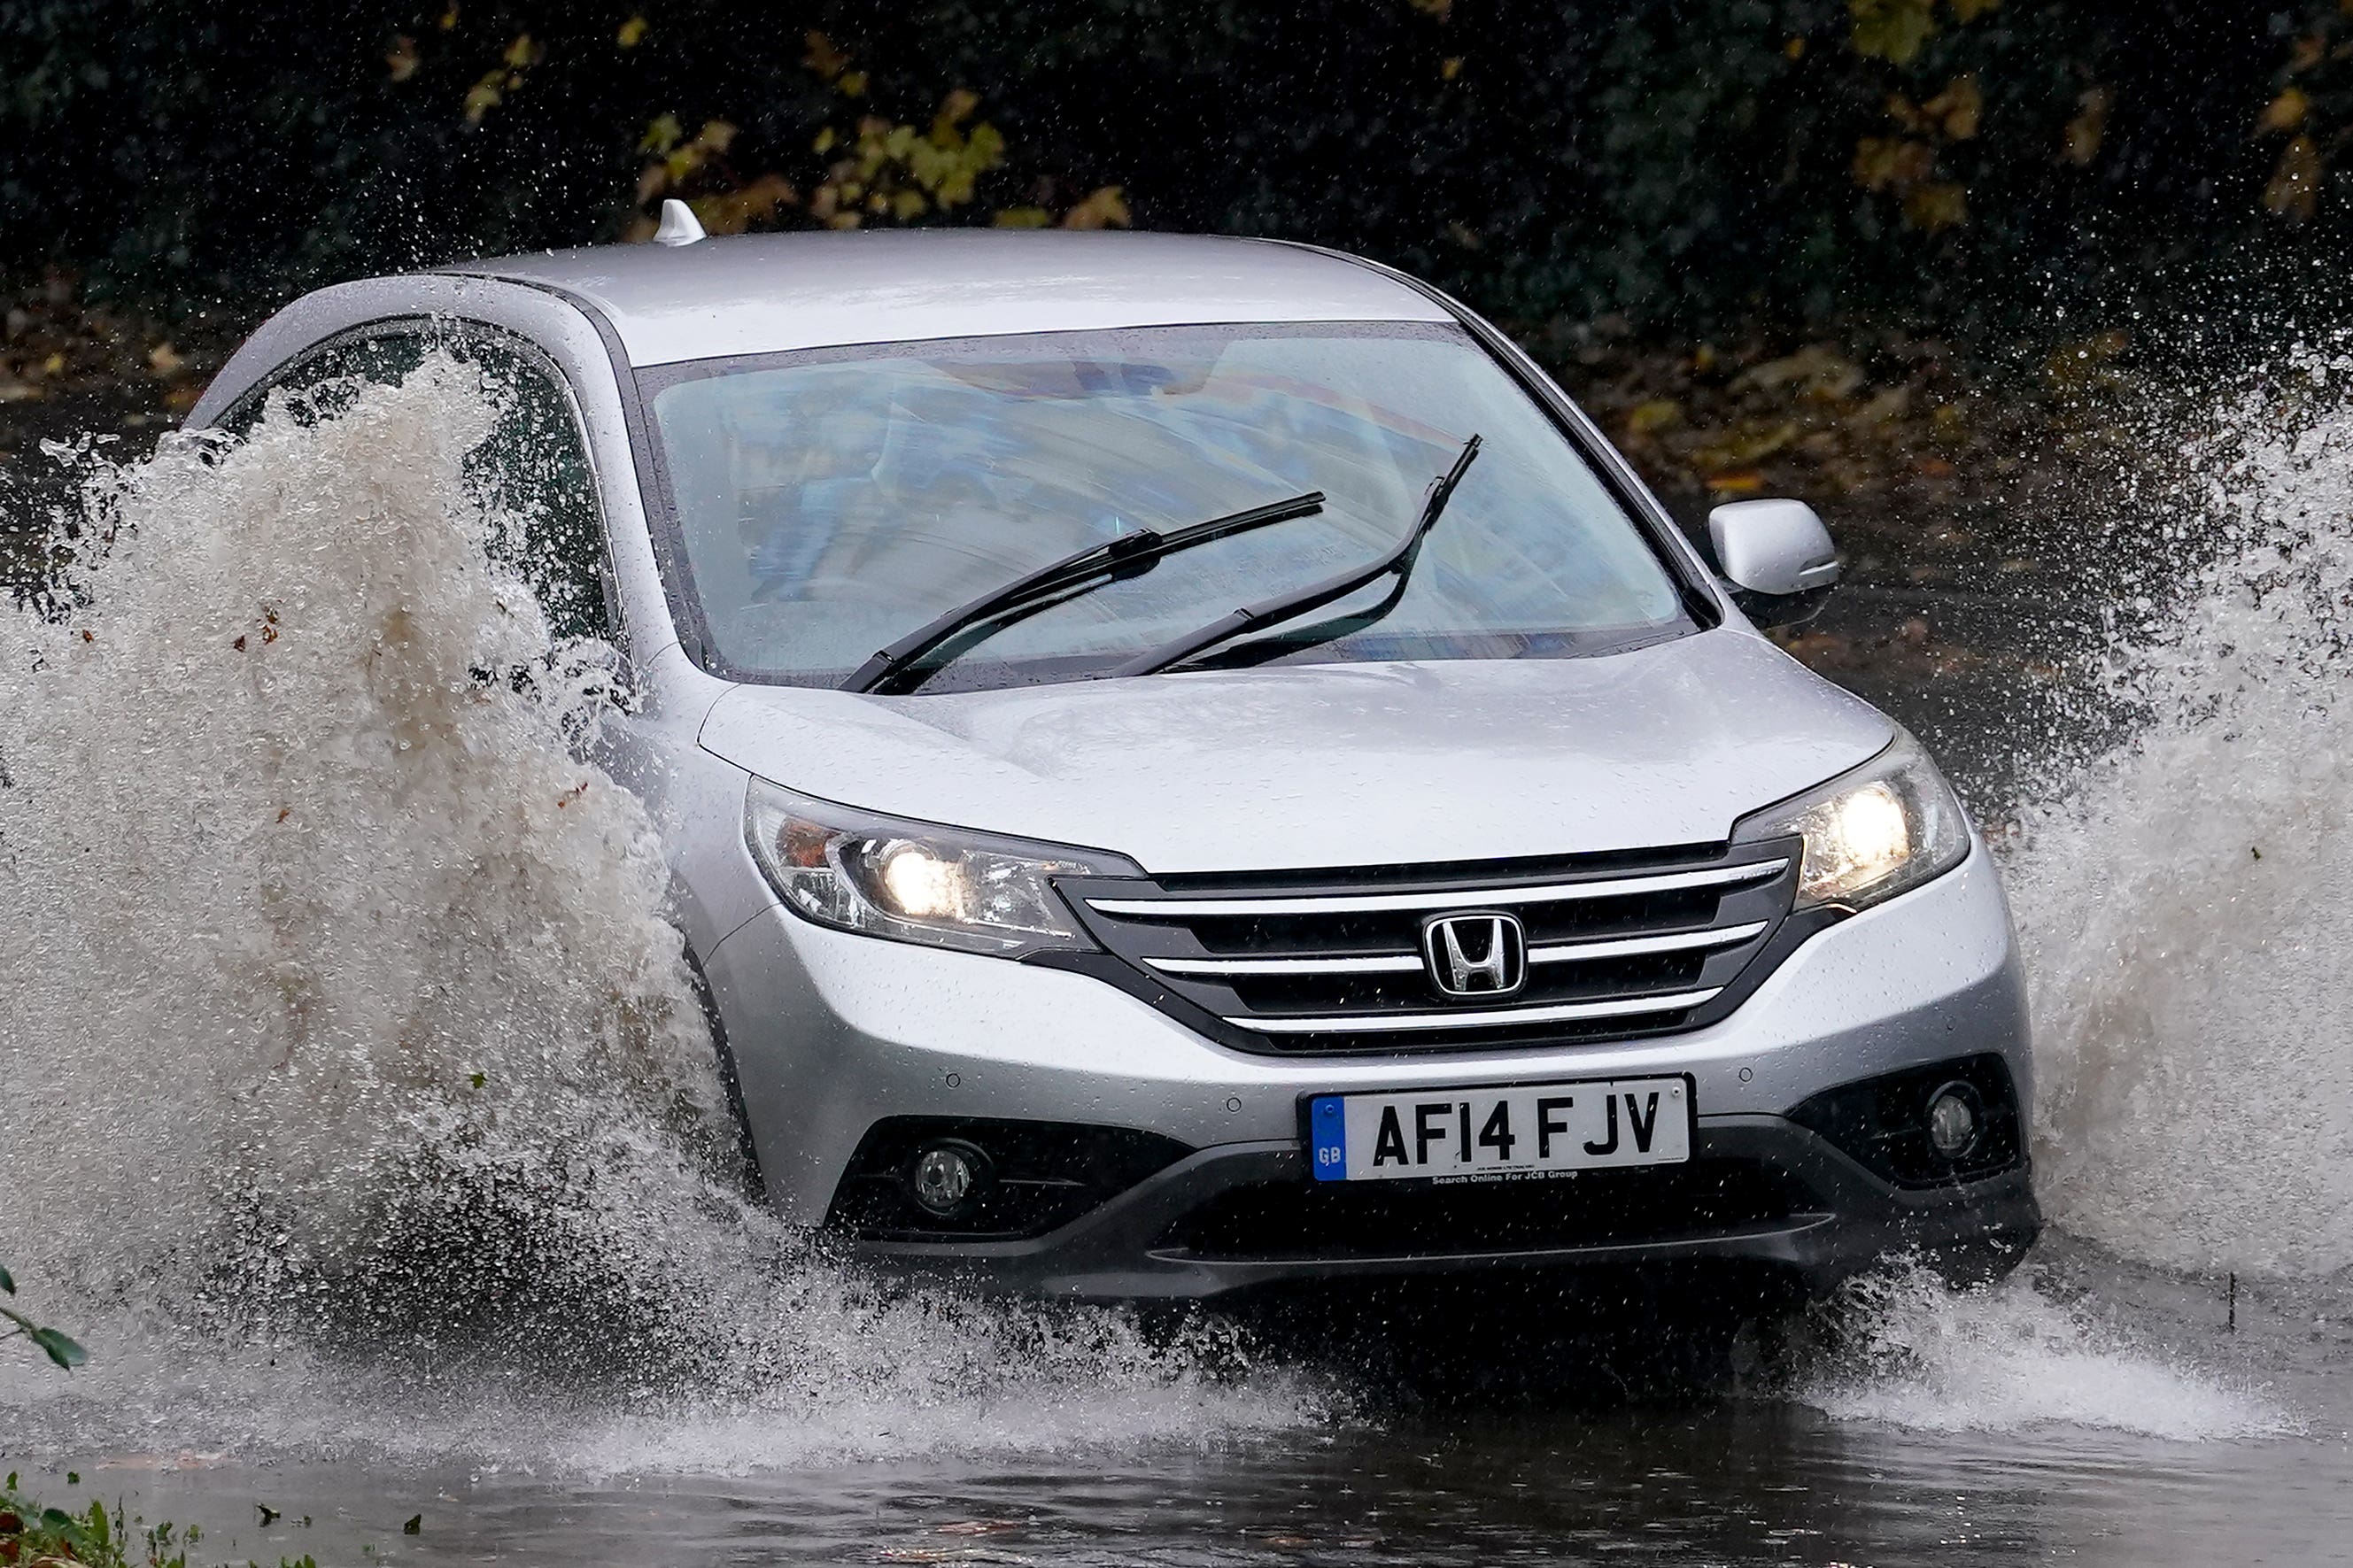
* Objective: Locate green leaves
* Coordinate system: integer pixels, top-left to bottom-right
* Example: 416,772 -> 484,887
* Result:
2,1306 -> 88,1370
1,1475 -> 301,1568
0,1262 -> 87,1370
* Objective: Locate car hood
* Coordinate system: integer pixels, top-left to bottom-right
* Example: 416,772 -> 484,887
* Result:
695,630 -> 1893,875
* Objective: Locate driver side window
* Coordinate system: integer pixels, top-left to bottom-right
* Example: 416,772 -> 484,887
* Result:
225,325 -> 620,647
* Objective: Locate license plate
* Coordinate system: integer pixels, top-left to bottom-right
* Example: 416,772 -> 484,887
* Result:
1306,1075 -> 1693,1183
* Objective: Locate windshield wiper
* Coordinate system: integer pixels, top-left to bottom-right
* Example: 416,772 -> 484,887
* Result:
842,489 -> 1326,695
1111,433 -> 1482,680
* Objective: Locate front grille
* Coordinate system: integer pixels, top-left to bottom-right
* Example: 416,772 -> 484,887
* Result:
1057,839 -> 1805,1055
1158,1159 -> 1804,1262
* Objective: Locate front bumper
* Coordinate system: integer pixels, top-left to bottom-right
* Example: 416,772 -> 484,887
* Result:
701,841 -> 2036,1301
849,1118 -> 2040,1301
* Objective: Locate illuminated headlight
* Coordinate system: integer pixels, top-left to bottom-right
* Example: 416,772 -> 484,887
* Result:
744,779 -> 1140,955
1734,729 -> 1971,912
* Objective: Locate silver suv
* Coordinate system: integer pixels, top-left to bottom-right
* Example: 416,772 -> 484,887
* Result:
191,220 -> 2040,1302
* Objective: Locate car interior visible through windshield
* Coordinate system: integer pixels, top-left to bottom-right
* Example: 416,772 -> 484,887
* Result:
639,320 -> 1694,692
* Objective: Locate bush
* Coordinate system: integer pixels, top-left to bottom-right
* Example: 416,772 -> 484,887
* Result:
0,1473 -> 317,1568
2,1 -> 2349,338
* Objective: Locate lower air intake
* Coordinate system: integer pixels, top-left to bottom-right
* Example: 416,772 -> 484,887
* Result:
1158,1159 -> 1803,1263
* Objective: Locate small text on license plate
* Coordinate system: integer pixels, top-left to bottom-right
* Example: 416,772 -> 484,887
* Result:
1306,1076 -> 1693,1183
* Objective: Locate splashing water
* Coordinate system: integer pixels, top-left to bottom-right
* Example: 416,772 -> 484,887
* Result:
1794,351 -> 2353,1441
1793,1262 -> 2295,1441
2007,347 -> 2353,1280
1799,351 -> 2353,1442
0,361 -> 1312,1466
3,339 -> 2345,1466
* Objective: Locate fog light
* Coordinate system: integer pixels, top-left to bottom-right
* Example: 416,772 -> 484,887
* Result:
909,1141 -> 987,1215
1925,1084 -> 1981,1160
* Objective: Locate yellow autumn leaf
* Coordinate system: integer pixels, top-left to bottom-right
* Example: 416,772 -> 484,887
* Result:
386,35 -> 420,81
906,138 -> 951,188
616,15 -> 647,49
2063,87 -> 2110,166
2043,329 -> 2132,390
695,175 -> 798,234
1062,186 -> 1132,230
2264,133 -> 2322,220
1903,181 -> 1969,231
804,31 -> 848,81
1734,344 -> 1863,398
993,206 -> 1053,228
502,34 -> 538,68
1853,135 -> 1935,192
2259,87 -> 2310,135
639,113 -> 682,153
934,167 -> 979,207
893,189 -> 929,221
1625,399 -> 1683,436
1924,74 -> 1980,140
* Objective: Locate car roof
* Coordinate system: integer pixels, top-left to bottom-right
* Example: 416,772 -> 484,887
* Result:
440,230 -> 1454,367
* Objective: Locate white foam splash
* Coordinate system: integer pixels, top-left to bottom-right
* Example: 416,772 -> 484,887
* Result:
1795,351 -> 2353,1444
7,335 -> 2349,1469
1797,1264 -> 2295,1441
2007,347 -> 2353,1279
0,361 -> 1315,1466
0,359 -> 723,1316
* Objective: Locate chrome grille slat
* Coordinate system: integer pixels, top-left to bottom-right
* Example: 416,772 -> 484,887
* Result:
1144,919 -> 1771,979
1143,953 -> 1425,977
1527,920 -> 1769,965
1228,989 -> 1725,1034
1084,858 -> 1787,919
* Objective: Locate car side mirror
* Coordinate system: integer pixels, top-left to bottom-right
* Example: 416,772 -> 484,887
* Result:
1707,498 -> 1841,630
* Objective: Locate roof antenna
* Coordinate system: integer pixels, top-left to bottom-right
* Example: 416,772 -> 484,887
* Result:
653,198 -> 707,246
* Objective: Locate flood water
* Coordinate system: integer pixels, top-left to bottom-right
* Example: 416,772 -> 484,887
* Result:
4,354 -> 2352,1564
9,1240 -> 2349,1567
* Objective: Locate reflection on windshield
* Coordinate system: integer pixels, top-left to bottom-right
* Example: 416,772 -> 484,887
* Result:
645,321 -> 1686,691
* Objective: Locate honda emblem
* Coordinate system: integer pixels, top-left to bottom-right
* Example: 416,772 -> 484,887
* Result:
1420,912 -> 1528,999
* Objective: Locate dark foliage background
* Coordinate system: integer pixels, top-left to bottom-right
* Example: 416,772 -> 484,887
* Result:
4,0 -> 2349,339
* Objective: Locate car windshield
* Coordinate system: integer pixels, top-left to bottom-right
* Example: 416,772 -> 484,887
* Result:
639,321 -> 1692,692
